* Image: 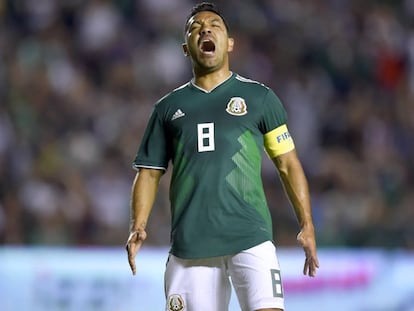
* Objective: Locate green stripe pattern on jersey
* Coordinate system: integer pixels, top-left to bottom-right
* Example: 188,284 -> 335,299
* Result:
133,73 -> 288,259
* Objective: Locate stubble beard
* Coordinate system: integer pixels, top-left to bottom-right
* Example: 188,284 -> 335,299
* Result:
193,54 -> 225,75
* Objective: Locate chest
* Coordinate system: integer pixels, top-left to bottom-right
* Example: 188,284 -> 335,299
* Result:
165,91 -> 265,155
167,92 -> 263,135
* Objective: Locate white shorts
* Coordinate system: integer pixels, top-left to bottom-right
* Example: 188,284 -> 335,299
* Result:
164,241 -> 284,311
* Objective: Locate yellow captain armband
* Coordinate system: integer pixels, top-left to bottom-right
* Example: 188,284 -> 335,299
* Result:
264,124 -> 295,158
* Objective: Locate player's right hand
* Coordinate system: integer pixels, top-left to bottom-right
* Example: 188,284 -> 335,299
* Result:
125,229 -> 147,275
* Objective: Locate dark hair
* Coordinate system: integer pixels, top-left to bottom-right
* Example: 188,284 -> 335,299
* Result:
184,2 -> 230,34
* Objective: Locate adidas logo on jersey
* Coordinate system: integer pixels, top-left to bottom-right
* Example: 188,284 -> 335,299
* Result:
171,109 -> 185,120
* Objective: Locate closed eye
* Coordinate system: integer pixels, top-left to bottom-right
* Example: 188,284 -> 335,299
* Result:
190,24 -> 201,32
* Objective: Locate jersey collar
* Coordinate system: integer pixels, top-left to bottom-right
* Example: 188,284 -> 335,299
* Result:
190,72 -> 234,93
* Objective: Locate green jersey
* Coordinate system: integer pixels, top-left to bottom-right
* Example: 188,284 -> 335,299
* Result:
133,72 -> 288,259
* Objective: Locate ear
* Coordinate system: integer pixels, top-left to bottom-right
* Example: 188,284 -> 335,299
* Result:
182,43 -> 189,57
227,38 -> 234,52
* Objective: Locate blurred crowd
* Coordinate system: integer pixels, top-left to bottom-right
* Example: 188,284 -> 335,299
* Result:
0,0 -> 413,249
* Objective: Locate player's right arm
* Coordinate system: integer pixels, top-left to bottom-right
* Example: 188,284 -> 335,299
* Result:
126,168 -> 163,275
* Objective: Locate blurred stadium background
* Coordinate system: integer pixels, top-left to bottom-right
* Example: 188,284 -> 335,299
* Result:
0,0 -> 413,310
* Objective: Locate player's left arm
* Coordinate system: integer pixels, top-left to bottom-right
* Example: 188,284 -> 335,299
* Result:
264,125 -> 319,277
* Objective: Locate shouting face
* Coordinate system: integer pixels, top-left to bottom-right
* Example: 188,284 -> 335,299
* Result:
183,11 -> 234,74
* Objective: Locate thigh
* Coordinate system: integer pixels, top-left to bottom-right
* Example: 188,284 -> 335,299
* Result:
228,241 -> 285,311
164,254 -> 231,311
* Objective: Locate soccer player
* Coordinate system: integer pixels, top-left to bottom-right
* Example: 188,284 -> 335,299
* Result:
126,2 -> 319,311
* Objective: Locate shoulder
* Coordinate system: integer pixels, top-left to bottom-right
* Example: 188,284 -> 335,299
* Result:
232,74 -> 283,107
155,82 -> 191,108
234,74 -> 270,90
232,73 -> 279,101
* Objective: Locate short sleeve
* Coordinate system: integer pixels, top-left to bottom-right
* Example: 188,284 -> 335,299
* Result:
132,106 -> 170,171
258,89 -> 288,134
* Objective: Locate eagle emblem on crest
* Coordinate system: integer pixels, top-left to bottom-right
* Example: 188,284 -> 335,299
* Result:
226,97 -> 247,116
168,294 -> 185,311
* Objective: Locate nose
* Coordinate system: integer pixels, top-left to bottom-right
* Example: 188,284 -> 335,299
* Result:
200,26 -> 212,35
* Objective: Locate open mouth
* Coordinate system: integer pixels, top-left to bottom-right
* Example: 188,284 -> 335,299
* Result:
200,40 -> 216,54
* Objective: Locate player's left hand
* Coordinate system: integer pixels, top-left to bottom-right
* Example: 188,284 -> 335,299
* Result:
125,229 -> 147,276
297,227 -> 319,277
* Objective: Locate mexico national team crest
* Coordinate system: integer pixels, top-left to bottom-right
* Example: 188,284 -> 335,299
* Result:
226,97 -> 247,116
168,294 -> 185,311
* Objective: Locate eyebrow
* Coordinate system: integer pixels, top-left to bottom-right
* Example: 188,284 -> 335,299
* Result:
190,17 -> 223,27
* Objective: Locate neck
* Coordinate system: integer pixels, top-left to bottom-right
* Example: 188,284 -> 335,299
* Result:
192,67 -> 232,92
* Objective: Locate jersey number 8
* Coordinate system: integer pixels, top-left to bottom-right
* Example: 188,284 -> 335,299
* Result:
197,123 -> 215,152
